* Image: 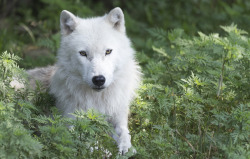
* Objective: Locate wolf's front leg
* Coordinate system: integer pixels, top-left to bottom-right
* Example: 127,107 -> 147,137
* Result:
115,125 -> 131,154
112,113 -> 133,154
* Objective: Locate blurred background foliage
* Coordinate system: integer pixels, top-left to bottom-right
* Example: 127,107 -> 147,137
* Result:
0,0 -> 249,158
1,0 -> 250,67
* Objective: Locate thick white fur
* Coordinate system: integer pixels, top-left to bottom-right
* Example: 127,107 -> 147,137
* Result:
28,8 -> 141,154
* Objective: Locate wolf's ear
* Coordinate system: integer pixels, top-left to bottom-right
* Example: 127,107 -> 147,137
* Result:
60,10 -> 77,35
106,7 -> 125,33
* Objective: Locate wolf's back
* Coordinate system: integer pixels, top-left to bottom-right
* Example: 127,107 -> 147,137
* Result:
27,65 -> 56,90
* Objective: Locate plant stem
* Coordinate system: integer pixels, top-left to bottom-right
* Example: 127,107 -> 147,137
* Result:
217,59 -> 226,97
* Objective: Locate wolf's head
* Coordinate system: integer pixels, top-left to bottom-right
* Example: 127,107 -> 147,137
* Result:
57,8 -> 134,91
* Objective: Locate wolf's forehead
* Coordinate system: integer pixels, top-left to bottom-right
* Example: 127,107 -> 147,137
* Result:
78,19 -> 111,37
76,26 -> 113,46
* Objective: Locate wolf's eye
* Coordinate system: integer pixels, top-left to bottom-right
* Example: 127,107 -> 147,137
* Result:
105,49 -> 112,55
79,50 -> 87,57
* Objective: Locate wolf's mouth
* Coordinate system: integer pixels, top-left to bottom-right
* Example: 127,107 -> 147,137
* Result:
93,87 -> 105,92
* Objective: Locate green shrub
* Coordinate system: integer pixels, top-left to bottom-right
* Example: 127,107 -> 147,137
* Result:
130,24 -> 249,158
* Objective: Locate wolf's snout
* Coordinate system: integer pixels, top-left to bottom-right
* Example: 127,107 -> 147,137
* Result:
92,75 -> 106,87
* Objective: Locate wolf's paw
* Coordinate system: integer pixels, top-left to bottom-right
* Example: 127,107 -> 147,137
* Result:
118,139 -> 131,155
118,143 -> 136,155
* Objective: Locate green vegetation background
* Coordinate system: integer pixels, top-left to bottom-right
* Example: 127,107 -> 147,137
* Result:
0,0 -> 249,158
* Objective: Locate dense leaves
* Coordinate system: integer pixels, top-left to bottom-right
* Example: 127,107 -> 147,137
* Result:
130,24 -> 249,158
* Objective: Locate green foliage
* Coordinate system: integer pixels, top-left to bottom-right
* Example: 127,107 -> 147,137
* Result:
130,24 -> 250,158
34,110 -> 117,158
0,52 -> 42,158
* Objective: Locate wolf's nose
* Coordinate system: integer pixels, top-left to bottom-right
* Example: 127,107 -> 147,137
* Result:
92,75 -> 106,87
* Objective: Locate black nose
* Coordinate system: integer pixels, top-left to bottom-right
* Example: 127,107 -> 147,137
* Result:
92,75 -> 106,87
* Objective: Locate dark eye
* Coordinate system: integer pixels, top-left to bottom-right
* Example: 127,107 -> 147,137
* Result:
105,49 -> 112,55
79,50 -> 87,57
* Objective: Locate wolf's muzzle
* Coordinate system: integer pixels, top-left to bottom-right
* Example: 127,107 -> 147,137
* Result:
92,75 -> 105,87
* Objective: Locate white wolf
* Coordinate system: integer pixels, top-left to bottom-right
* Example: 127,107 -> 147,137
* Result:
27,7 -> 141,154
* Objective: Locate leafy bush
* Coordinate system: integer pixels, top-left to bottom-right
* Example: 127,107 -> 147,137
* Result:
130,24 -> 249,158
0,52 -> 42,158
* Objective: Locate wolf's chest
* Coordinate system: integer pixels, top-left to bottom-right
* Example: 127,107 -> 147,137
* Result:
76,89 -> 120,116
